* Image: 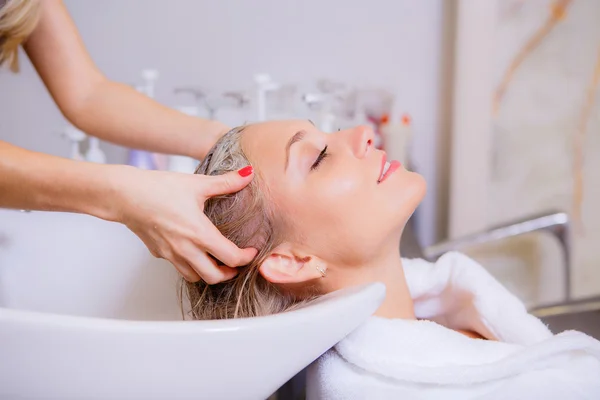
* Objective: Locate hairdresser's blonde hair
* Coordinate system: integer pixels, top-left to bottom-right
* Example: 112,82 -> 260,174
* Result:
181,126 -> 308,320
0,0 -> 41,72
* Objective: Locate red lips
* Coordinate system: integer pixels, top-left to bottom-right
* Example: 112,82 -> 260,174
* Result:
377,152 -> 402,184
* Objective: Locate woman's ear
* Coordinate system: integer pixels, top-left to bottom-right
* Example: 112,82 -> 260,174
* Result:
259,245 -> 326,284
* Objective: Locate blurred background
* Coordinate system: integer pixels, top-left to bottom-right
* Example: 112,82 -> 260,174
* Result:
1,0 -> 599,329
0,0 -> 454,249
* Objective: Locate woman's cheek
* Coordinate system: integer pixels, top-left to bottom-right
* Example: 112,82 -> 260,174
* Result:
323,174 -> 362,200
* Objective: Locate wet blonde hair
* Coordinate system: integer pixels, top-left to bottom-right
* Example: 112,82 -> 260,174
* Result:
0,0 -> 41,72
181,126 -> 310,320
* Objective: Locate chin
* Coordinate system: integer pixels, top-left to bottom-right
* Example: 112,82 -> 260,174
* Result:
389,171 -> 427,224
412,172 -> 427,202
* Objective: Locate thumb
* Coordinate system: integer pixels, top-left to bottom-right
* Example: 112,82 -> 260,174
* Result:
202,165 -> 254,197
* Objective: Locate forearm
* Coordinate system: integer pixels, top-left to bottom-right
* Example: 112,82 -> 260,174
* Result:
23,0 -> 226,161
0,140 -> 125,221
66,79 -> 227,160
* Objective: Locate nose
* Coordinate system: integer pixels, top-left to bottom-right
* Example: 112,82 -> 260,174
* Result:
350,125 -> 374,159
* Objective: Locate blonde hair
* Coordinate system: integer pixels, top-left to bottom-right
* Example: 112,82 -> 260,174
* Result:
0,0 -> 41,72
181,126 -> 309,320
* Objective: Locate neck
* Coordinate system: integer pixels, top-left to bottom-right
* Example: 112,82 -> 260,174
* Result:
327,247 -> 416,320
370,251 -> 415,319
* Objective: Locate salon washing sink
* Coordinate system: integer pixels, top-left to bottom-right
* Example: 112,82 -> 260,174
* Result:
533,297 -> 600,340
0,209 -> 386,399
542,310 -> 600,339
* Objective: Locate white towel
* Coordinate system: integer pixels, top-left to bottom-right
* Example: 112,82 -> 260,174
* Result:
307,252 -> 600,399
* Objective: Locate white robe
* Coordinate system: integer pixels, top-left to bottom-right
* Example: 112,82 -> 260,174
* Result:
307,252 -> 600,399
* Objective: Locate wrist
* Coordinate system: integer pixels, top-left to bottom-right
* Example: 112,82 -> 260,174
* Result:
91,164 -> 138,223
193,120 -> 230,160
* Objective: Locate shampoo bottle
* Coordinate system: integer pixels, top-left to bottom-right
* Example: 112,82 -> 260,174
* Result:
127,71 -> 159,169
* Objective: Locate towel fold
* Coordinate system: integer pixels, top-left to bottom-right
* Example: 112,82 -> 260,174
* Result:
307,252 -> 600,399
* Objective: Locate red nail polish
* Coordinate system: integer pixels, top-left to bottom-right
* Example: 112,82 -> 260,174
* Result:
238,165 -> 253,177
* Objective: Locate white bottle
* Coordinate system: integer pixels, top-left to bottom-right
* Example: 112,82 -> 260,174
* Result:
141,69 -> 159,99
301,92 -> 336,133
62,125 -> 86,161
85,137 -> 107,163
128,70 -> 163,170
167,106 -> 201,173
320,109 -> 336,133
382,114 -> 413,165
254,73 -> 280,121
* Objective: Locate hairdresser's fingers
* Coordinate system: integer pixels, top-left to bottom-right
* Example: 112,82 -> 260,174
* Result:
135,233 -> 161,259
198,222 -> 258,267
188,250 -> 239,284
213,264 -> 239,283
202,166 -> 254,198
171,258 -> 202,283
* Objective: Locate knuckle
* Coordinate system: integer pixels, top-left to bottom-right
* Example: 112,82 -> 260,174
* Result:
169,243 -> 185,258
161,250 -> 175,262
202,273 -> 221,285
211,252 -> 232,268
192,227 -> 207,242
233,251 -> 252,266
153,248 -> 167,259
220,177 -> 234,192
228,255 -> 243,268
145,245 -> 160,258
182,268 -> 200,283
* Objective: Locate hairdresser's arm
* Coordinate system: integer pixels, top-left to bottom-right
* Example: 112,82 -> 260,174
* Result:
0,141 -> 257,283
23,0 -> 225,160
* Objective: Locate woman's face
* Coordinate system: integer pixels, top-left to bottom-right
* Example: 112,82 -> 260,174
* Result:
241,120 -> 426,279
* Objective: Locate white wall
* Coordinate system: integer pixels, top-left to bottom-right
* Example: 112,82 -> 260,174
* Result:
0,0 -> 452,246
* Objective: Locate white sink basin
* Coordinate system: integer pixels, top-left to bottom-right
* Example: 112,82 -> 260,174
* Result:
0,209 -> 180,320
0,210 -> 385,399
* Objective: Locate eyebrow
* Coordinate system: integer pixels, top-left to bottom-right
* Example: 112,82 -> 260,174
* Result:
285,130 -> 306,171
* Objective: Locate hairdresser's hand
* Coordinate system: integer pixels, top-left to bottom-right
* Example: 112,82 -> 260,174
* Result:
115,166 -> 257,283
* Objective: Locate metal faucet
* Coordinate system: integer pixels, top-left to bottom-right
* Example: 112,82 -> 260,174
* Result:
173,87 -> 206,101
223,91 -> 250,108
423,211 -> 571,302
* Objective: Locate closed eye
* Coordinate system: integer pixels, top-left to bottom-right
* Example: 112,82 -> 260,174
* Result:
311,146 -> 329,171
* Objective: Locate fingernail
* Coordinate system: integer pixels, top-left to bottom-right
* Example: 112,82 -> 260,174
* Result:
238,165 -> 253,177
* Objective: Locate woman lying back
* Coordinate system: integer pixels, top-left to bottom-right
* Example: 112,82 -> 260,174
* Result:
184,120 -> 600,399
